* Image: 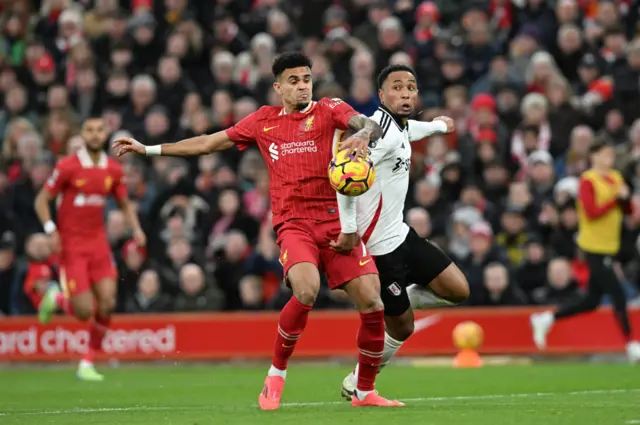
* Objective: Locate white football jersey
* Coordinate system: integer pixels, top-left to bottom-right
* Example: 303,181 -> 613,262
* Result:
354,106 -> 447,255
356,107 -> 413,256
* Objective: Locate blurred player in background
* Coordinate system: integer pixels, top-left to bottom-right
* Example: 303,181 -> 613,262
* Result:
338,65 -> 470,398
531,140 -> 640,362
35,116 -> 146,381
113,52 -> 405,409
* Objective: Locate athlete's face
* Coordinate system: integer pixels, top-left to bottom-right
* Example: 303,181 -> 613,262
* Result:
274,67 -> 313,111
379,71 -> 418,117
592,146 -> 614,169
81,118 -> 108,152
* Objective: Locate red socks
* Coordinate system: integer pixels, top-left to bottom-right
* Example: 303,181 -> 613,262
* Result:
271,296 -> 312,370
83,314 -> 111,363
55,292 -> 75,316
356,310 -> 385,391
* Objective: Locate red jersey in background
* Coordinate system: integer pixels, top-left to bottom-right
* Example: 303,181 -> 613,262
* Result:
44,149 -> 126,295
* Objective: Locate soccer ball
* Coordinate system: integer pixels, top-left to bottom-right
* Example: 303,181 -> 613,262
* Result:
328,150 -> 375,196
452,321 -> 484,350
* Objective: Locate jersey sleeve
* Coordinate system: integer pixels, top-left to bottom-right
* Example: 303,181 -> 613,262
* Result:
225,110 -> 261,151
44,160 -> 71,197
321,98 -> 359,130
407,119 -> 448,142
111,164 -> 128,202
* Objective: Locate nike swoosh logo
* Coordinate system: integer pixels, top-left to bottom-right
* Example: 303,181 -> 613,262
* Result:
359,259 -> 372,266
281,343 -> 295,349
264,126 -> 279,132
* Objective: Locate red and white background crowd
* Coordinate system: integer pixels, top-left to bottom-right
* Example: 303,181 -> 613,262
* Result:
1,0 -> 640,316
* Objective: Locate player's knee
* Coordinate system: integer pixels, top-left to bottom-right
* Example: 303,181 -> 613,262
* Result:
288,263 -> 321,305
450,275 -> 470,303
290,277 -> 320,305
74,303 -> 94,321
97,296 -> 116,316
432,265 -> 470,304
350,276 -> 383,313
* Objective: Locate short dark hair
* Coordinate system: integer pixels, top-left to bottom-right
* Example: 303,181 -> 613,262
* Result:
377,65 -> 418,89
589,139 -> 612,154
272,52 -> 313,78
82,114 -> 104,127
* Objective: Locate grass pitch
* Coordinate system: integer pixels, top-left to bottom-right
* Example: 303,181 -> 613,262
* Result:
0,362 -> 639,425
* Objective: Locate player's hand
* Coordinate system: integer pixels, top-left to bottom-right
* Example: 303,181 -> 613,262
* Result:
433,116 -> 455,133
339,133 -> 369,160
617,183 -> 630,200
133,228 -> 147,247
49,231 -> 61,253
112,137 -> 145,157
329,232 -> 360,254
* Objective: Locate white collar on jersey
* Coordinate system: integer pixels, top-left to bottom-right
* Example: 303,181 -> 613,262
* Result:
77,148 -> 107,169
279,101 -> 316,116
378,105 -> 408,131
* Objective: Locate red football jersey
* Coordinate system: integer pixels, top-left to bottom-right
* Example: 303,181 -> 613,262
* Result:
226,98 -> 359,227
45,149 -> 127,252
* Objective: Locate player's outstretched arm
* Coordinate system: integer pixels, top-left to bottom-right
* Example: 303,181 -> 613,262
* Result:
407,116 -> 454,142
112,131 -> 235,158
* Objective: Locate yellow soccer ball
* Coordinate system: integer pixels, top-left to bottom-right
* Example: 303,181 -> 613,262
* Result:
328,150 -> 376,196
452,321 -> 484,350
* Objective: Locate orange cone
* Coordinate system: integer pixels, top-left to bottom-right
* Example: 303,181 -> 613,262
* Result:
452,348 -> 483,368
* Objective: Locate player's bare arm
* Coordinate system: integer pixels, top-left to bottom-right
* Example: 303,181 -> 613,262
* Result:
341,115 -> 383,158
34,187 -> 61,252
116,198 -> 146,247
112,130 -> 235,157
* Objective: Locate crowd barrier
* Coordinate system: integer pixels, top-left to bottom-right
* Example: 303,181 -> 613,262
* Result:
0,307 -> 638,361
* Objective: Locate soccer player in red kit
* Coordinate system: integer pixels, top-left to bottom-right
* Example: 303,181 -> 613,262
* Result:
34,116 -> 146,381
113,52 -> 404,409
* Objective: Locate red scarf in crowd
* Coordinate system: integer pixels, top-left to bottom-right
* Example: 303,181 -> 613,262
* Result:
490,0 -> 512,30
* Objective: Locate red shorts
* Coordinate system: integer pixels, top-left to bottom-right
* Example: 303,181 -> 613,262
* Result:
59,249 -> 117,297
276,219 -> 378,289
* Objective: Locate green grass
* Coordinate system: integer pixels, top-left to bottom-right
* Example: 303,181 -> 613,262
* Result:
1,363 -> 639,424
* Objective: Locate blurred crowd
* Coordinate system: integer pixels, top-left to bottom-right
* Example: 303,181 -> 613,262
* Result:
1,0 -> 640,316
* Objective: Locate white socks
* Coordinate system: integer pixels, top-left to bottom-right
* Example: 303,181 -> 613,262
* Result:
350,332 -> 404,387
268,365 -> 287,380
380,332 -> 404,367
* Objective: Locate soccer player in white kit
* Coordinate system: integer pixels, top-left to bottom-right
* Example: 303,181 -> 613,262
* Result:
337,65 -> 470,398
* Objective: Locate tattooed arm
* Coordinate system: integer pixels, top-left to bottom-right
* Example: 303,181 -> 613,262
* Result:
339,115 -> 382,158
347,114 -> 383,141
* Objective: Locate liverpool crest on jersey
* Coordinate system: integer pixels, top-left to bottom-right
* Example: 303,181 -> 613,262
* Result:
303,116 -> 315,131
104,176 -> 112,191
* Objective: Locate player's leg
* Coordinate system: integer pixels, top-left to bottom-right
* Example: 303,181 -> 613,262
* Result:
341,244 -> 412,399
323,241 -> 404,407
259,223 -> 321,410
405,230 -> 469,308
38,260 -> 92,323
531,252 -> 605,349
76,254 -> 118,381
